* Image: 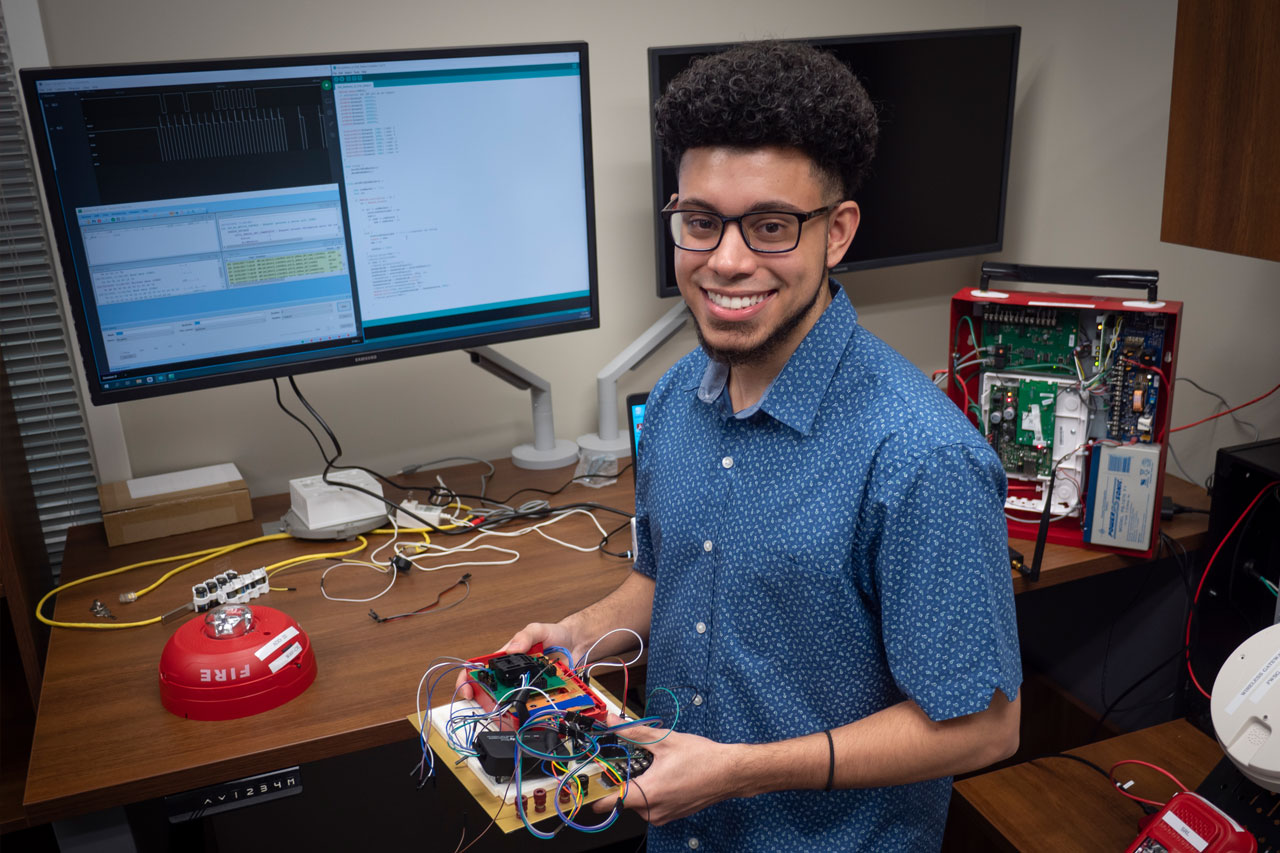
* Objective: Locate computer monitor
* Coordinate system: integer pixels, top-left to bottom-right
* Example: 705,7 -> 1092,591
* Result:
21,42 -> 598,405
648,27 -> 1020,298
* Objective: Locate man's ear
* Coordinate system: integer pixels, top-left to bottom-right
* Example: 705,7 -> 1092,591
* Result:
826,201 -> 860,268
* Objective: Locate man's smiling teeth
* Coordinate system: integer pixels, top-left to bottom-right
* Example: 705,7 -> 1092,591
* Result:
706,291 -> 766,310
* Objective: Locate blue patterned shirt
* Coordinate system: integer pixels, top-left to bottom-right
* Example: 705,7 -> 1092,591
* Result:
633,283 -> 1021,852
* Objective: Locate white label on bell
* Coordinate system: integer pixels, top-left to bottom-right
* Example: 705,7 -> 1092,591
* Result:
255,625 -> 300,661
1226,648 -> 1280,715
269,641 -> 303,674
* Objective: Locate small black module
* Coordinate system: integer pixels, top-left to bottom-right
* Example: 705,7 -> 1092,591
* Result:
474,729 -> 569,781
487,653 -> 547,688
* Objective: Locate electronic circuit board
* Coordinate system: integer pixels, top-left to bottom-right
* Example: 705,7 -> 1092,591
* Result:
986,380 -> 1056,478
1106,313 -> 1167,442
982,304 -> 1079,372
466,648 -> 606,726
951,284 -> 1182,556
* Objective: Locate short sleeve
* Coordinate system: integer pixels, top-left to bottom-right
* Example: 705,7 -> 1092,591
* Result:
632,478 -> 656,580
631,370 -> 676,581
870,441 -> 1022,721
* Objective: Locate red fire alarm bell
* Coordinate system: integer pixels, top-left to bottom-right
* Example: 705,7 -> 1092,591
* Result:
159,603 -> 317,720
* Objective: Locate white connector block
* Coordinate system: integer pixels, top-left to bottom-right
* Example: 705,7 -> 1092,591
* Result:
394,499 -> 443,529
192,568 -> 270,612
289,470 -> 386,529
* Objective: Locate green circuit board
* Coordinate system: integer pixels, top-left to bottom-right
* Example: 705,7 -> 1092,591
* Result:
988,379 -> 1057,478
982,305 -> 1079,372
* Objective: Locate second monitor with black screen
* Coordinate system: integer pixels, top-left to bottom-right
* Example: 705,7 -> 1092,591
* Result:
648,27 -> 1020,298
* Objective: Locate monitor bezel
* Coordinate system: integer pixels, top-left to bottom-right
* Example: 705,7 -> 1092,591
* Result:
21,41 -> 599,405
647,26 -> 1021,299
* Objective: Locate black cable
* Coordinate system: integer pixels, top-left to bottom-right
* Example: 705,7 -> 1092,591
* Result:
1160,531 -> 1195,600
273,376 -> 458,532
1227,486 -> 1279,614
1091,646 -> 1185,741
1028,752 -> 1112,780
599,519 -> 633,559
471,462 -> 635,506
1099,547 -> 1164,711
1090,532 -> 1195,740
370,573 -> 472,623
1029,754 -> 1157,815
629,778 -> 652,853
278,376 -> 638,539
273,377 -> 339,463
288,376 -> 343,458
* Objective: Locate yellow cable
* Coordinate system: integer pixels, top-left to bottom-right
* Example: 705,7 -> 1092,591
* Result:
131,533 -> 290,599
35,532 -> 290,630
264,536 -> 369,575
265,537 -> 373,591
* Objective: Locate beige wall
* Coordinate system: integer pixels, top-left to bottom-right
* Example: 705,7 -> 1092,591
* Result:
30,0 -> 1279,496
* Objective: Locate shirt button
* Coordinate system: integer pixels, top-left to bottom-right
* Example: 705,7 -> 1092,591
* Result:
702,540 -> 713,552
688,839 -> 700,850
693,693 -> 703,706
721,456 -> 733,469
695,621 -> 706,634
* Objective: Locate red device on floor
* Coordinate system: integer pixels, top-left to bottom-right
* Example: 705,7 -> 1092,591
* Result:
1125,792 -> 1255,853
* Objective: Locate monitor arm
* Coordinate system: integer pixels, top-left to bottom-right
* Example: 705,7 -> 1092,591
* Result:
577,301 -> 690,458
466,347 -> 578,470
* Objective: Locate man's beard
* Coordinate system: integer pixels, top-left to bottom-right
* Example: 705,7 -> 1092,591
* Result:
694,279 -> 825,367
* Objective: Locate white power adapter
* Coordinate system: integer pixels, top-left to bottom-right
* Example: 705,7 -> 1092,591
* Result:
288,469 -> 386,530
394,499 -> 444,529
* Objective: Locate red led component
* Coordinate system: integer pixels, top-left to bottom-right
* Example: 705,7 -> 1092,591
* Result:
159,604 -> 317,720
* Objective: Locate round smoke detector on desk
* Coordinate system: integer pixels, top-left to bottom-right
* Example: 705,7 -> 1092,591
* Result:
1211,622 -> 1280,792
159,604 -> 317,721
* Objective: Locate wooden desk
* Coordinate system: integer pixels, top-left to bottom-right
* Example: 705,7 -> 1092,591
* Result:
23,460 -> 636,824
23,462 -> 1210,824
949,719 -> 1224,852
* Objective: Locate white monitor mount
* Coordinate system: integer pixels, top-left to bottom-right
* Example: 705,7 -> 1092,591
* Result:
577,301 -> 690,459
466,346 -> 579,470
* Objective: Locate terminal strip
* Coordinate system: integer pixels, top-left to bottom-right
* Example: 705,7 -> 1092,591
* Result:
156,568 -> 270,624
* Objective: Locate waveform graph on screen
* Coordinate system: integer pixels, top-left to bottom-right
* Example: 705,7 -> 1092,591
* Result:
80,82 -> 334,203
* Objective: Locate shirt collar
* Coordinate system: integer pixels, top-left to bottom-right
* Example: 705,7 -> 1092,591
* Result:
694,280 -> 859,433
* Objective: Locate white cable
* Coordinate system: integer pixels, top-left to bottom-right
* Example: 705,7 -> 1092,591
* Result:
448,508 -> 609,554
407,542 -> 520,572
320,559 -> 396,603
321,514 -> 402,603
578,627 -> 645,674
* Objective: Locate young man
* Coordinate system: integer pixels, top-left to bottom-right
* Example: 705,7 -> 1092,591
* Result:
480,41 -> 1021,851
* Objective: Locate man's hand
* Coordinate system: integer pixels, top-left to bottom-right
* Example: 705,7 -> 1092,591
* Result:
592,722 -> 744,826
453,621 -> 576,700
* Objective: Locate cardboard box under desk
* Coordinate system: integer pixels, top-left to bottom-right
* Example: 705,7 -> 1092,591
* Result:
98,476 -> 253,547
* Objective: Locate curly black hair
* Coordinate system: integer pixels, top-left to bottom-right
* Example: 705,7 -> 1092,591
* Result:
654,40 -> 878,200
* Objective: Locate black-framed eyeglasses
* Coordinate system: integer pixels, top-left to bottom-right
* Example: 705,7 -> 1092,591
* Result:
660,199 -> 836,253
